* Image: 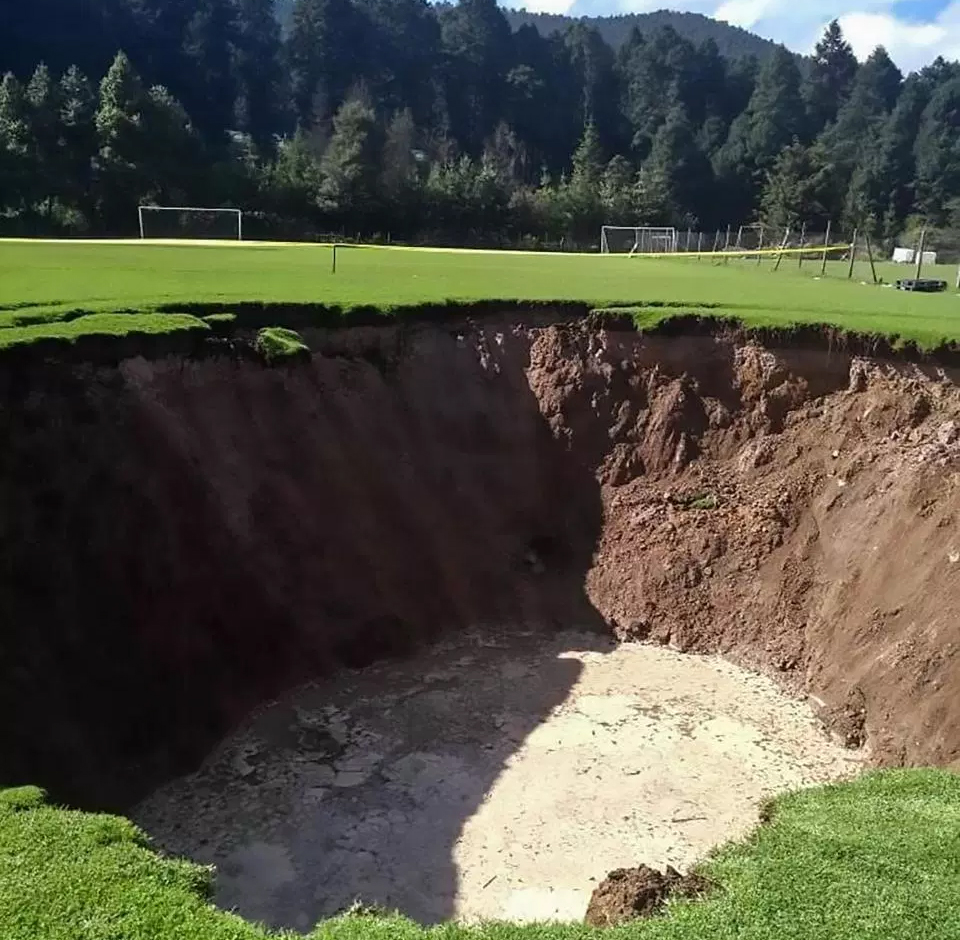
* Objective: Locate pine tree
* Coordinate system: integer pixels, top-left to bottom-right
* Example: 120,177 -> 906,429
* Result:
26,64 -> 62,212
182,0 -> 238,142
95,51 -> 148,229
0,73 -> 33,216
570,119 -> 603,193
915,77 -> 960,224
354,0 -> 440,124
318,93 -> 382,229
600,154 -> 637,223
234,0 -> 287,150
816,47 -> 902,226
288,0 -> 368,128
644,105 -> 713,225
745,47 -> 806,167
563,23 -> 620,154
617,26 -> 698,160
58,66 -> 97,224
483,122 -> 527,188
381,109 -> 420,200
804,20 -> 858,131
712,46 -> 805,222
141,85 -> 203,204
557,119 -> 602,240
760,142 -> 830,231
439,0 -> 513,153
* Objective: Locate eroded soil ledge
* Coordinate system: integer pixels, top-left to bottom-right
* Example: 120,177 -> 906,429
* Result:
2,312 -> 958,808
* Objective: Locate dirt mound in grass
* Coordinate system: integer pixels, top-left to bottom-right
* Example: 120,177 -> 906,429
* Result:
1,312 -> 959,812
584,864 -> 713,926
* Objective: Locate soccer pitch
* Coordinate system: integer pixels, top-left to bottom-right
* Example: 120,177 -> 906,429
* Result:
2,239 -> 960,346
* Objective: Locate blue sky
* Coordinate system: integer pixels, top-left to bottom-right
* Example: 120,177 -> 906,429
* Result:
503,0 -> 960,70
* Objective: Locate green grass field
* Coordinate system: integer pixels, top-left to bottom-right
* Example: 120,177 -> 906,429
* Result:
1,239 -> 960,346
4,771 -> 959,940
3,239 -> 960,937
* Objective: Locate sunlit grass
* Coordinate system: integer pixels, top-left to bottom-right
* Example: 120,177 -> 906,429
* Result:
1,240 -> 960,346
3,771 -> 959,940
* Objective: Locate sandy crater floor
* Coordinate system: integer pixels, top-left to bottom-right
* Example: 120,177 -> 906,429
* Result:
134,630 -> 862,929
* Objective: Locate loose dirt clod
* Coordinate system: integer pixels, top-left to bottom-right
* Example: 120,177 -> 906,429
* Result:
584,864 -> 713,926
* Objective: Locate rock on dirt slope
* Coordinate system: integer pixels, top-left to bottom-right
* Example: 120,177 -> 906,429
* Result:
1,314 -> 958,808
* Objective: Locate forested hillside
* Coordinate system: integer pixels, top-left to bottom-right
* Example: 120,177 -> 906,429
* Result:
500,8 -> 785,60
273,2 -> 786,60
1,1 -> 958,246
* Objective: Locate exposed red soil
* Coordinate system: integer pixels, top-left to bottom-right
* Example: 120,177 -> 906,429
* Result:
584,865 -> 713,926
2,315 -> 959,808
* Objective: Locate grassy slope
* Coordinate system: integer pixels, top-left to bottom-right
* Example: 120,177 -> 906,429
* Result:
3,771 -> 959,940
2,241 -> 960,346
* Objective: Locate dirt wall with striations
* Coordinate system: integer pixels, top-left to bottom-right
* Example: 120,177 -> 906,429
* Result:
2,315 -> 959,808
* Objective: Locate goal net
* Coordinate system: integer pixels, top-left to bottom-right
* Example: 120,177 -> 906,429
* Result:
138,206 -> 243,240
600,226 -> 678,255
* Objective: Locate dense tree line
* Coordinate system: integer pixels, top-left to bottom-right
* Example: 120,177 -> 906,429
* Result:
2,3 -> 959,247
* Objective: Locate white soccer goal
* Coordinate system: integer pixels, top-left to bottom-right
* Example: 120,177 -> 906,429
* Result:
600,226 -> 678,255
138,206 -> 244,241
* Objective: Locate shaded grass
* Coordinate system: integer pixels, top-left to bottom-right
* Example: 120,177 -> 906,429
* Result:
3,770 -> 959,940
3,241 -> 960,346
0,312 -> 208,349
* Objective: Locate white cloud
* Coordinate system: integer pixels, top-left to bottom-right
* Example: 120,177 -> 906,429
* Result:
839,6 -> 960,70
712,0 -> 780,29
506,0 -> 578,12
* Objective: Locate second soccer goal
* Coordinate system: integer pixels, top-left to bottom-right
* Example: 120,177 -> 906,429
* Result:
138,206 -> 244,241
600,226 -> 678,255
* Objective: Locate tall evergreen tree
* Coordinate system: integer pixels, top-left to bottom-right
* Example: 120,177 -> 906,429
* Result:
355,0 -> 440,125
0,73 -> 33,217
439,0 -> 513,154
915,77 -> 960,224
760,141 -> 831,230
288,0 -> 369,128
804,20 -> 858,131
58,66 -> 97,224
815,47 -> 903,226
95,50 -> 149,228
182,0 -> 238,142
857,75 -> 932,237
234,0 -> 287,150
26,64 -> 62,211
617,26 -> 699,159
563,23 -> 621,154
318,92 -> 382,229
644,104 -> 713,225
142,85 -> 204,203
713,46 -> 804,221
564,119 -> 604,239
508,25 -> 579,172
744,47 -> 806,165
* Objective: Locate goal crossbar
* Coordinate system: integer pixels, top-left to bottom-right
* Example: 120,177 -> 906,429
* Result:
138,205 -> 244,241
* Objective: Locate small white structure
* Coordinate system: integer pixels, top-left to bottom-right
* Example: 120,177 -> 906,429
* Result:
892,247 -> 940,265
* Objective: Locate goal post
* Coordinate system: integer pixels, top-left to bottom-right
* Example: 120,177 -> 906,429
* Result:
600,226 -> 678,255
137,206 -> 244,241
